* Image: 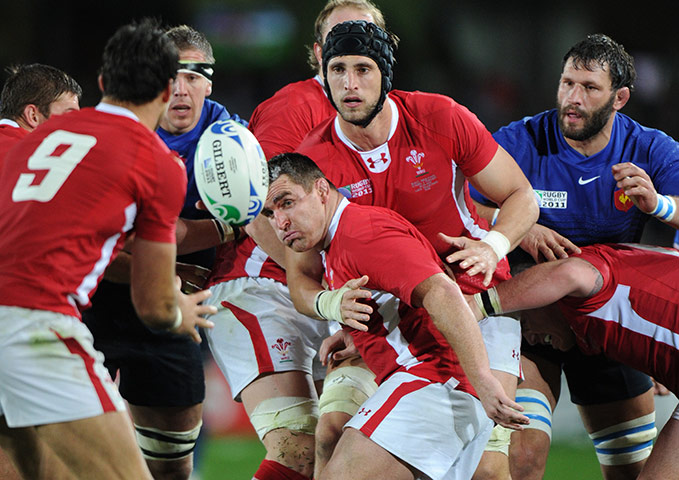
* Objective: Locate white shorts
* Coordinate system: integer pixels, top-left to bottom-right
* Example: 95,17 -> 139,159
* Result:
0,306 -> 126,428
206,277 -> 332,399
479,315 -> 521,378
345,371 -> 493,480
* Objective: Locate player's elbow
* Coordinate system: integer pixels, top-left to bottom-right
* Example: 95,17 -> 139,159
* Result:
134,297 -> 177,330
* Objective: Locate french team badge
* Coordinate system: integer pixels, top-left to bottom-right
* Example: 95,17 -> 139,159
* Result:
614,188 -> 635,212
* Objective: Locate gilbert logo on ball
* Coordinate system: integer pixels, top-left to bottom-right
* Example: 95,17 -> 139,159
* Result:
195,119 -> 269,227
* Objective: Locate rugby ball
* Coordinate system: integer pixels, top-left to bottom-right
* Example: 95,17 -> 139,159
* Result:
194,119 -> 269,227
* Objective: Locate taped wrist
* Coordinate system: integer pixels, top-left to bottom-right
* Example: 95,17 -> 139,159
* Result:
473,287 -> 503,317
649,194 -> 676,222
212,218 -> 235,243
481,230 -> 511,261
314,287 -> 351,324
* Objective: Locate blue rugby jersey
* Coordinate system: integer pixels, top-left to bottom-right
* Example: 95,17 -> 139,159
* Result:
472,109 -> 679,245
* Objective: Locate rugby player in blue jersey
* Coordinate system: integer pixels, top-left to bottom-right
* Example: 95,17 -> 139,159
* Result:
473,33 -> 679,480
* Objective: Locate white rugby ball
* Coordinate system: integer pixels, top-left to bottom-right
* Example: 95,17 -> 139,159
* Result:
194,119 -> 269,227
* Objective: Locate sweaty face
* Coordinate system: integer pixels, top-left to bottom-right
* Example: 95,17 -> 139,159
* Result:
160,48 -> 212,135
327,55 -> 381,127
47,92 -> 80,118
556,58 -> 617,141
262,175 -> 326,252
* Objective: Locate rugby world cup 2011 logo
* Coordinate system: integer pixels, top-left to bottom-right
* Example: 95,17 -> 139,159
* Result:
405,149 -> 427,176
271,337 -> 292,363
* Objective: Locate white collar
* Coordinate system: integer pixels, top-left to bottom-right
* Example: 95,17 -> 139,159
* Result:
323,197 -> 351,250
95,102 -> 139,122
0,118 -> 20,128
333,96 -> 398,153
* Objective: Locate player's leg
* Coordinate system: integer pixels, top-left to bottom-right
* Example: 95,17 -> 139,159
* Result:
205,277 -> 331,479
85,280 -> 206,480
128,404 -> 203,480
508,352 -> 562,480
323,371 -> 493,480
576,390 -> 655,479
314,355 -> 377,478
565,354 -> 655,480
0,306 -> 152,479
638,410 -> 679,479
0,416 -> 74,480
473,315 -> 522,480
36,411 -> 152,479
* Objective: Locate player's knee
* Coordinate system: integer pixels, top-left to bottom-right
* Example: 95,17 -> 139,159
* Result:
250,396 -> 319,441
134,421 -> 201,480
318,366 -> 377,417
315,411 -> 350,462
510,389 -> 553,478
515,388 -> 553,441
589,412 -> 656,466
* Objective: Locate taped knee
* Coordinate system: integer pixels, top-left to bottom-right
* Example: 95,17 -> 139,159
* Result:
589,412 -> 656,466
516,388 -> 553,441
484,424 -> 512,456
134,421 -> 202,461
249,396 -> 318,441
318,366 -> 378,416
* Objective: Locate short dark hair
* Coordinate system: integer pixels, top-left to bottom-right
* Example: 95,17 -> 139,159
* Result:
165,24 -> 215,63
563,33 -> 636,92
100,18 -> 179,105
268,152 -> 336,192
0,64 -> 81,120
307,0 -> 388,72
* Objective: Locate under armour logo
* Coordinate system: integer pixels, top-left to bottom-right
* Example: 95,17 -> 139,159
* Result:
357,407 -> 372,416
366,152 -> 388,169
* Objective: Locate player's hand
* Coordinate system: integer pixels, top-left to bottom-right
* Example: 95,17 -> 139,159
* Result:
439,234 -> 498,286
339,276 -> 373,331
174,276 -> 216,343
612,162 -> 658,213
519,224 -> 581,263
319,329 -> 360,367
176,262 -> 211,293
474,372 -> 529,430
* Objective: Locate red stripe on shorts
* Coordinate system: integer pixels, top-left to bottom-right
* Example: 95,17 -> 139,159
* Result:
54,331 -> 116,412
221,301 -> 274,372
360,378 -> 430,437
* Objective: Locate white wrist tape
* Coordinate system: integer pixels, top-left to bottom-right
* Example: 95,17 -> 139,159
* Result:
170,306 -> 183,331
481,230 -> 511,261
314,287 -> 350,324
212,219 -> 234,243
649,194 -> 676,222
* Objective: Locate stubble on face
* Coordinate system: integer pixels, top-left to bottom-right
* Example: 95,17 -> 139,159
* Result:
557,89 -> 616,141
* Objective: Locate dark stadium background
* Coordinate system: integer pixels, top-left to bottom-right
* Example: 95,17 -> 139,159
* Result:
3,1 -> 678,478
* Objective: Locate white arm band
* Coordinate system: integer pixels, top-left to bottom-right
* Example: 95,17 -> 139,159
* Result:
314,287 -> 350,324
481,230 -> 511,261
649,194 -> 676,222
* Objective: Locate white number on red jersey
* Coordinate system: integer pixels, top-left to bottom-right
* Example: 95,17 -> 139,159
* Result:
12,130 -> 97,202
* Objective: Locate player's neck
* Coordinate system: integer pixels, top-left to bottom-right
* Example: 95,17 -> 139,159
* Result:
100,95 -> 166,132
338,103 -> 392,151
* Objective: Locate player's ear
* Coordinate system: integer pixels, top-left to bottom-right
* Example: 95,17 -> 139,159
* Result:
21,104 -> 42,130
314,43 -> 323,75
205,81 -> 212,97
162,80 -> 172,103
97,74 -> 105,94
613,86 -> 630,111
316,177 -> 330,202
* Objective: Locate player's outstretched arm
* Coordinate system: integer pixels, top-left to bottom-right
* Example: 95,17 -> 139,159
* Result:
413,273 -> 528,430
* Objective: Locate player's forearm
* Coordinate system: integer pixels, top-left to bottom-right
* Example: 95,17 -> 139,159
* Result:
492,186 -> 539,251
420,274 -> 493,386
285,249 -> 326,319
176,218 -> 238,255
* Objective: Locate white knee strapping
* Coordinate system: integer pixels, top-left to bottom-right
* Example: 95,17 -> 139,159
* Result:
249,396 -> 318,441
135,421 -> 202,461
515,388 -> 553,440
484,424 -> 512,456
318,366 -> 378,416
589,412 -> 656,466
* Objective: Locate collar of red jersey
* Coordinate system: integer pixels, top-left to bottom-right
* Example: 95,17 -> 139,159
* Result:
324,197 -> 350,250
95,102 -> 140,122
0,118 -> 19,128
